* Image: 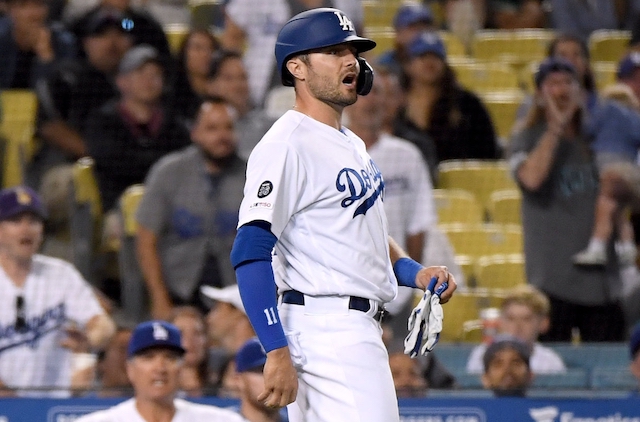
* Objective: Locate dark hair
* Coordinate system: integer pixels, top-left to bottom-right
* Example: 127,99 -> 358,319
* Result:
177,29 -> 220,68
208,49 -> 243,80
547,33 -> 596,93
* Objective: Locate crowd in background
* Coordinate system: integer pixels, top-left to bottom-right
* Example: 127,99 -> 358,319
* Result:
2,0 -> 640,403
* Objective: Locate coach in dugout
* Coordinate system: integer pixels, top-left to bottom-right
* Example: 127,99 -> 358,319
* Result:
76,320 -> 244,422
0,186 -> 115,397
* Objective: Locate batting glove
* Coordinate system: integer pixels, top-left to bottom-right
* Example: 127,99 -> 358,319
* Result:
404,277 -> 447,358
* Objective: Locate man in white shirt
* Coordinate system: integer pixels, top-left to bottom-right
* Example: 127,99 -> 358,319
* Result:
76,320 -> 244,422
466,285 -> 566,374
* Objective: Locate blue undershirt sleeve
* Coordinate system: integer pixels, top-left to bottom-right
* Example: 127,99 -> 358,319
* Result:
393,257 -> 422,288
231,222 -> 288,352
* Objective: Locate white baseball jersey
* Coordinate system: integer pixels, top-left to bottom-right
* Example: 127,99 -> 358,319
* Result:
238,110 -> 397,302
75,398 -> 245,422
0,255 -> 105,397
366,133 -> 436,248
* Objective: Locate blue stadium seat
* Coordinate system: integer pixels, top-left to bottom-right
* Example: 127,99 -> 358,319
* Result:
590,367 -> 638,390
433,343 -> 476,375
549,343 -> 629,370
532,368 -> 589,389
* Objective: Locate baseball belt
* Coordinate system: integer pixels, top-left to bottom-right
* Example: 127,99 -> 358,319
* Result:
281,290 -> 385,322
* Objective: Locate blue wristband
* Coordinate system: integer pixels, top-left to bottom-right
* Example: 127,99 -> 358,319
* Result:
393,257 -> 423,288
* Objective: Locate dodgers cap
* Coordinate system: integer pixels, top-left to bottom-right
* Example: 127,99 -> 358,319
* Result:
127,320 -> 185,358
0,186 -> 47,221
393,2 -> 433,29
235,338 -> 267,373
617,52 -> 640,80
406,31 -> 446,60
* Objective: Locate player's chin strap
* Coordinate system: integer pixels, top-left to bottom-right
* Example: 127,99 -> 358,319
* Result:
404,277 -> 447,358
356,57 -> 374,96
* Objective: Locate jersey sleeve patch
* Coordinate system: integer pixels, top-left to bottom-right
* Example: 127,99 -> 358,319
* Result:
257,181 -> 273,198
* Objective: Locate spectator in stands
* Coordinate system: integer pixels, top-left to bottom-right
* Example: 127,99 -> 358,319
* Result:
394,31 -> 500,184
169,29 -> 220,130
200,285 -> 255,395
548,0 -> 618,43
389,349 -> 428,398
234,338 -> 286,421
85,44 -> 190,213
135,97 -> 244,318
466,285 -> 566,374
487,0 -> 545,29
0,0 -> 76,89
65,0 -> 170,60
168,306 -> 211,397
481,335 -> 533,397
205,50 -> 275,160
509,58 -> 626,342
0,186 -> 115,397
548,34 -> 598,109
221,0 -> 363,106
630,322 -> 640,386
31,9 -> 132,187
617,52 -> 640,107
344,73 -> 438,342
94,326 -> 133,397
376,68 -> 405,134
376,2 -> 436,76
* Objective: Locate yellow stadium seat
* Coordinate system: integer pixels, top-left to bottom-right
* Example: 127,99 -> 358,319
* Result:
519,60 -> 540,93
449,62 -> 520,94
363,0 -> 398,29
69,157 -> 104,283
480,91 -> 524,144
588,30 -> 631,64
440,287 -> 505,342
475,253 -> 526,290
432,188 -> 484,224
439,223 -> 523,259
472,29 -> 555,67
488,189 -> 521,225
437,159 -> 518,210
365,29 -> 395,54
440,31 -> 467,57
592,61 -> 619,91
0,89 -> 38,187
164,24 -> 190,55
118,184 -> 148,322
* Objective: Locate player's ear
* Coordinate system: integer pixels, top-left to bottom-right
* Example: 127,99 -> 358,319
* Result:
286,57 -> 306,83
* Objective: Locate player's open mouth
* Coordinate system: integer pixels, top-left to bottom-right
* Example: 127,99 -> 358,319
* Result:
342,74 -> 356,86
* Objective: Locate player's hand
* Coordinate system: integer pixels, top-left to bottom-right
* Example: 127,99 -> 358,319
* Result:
415,266 -> 457,304
259,346 -> 298,408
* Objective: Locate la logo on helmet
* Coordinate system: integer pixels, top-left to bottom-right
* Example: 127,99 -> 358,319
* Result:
334,11 -> 353,31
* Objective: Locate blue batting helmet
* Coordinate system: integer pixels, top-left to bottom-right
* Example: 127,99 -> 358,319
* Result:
275,8 -> 376,87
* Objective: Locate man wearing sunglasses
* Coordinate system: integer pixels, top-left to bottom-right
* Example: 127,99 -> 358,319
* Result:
0,185 -> 115,397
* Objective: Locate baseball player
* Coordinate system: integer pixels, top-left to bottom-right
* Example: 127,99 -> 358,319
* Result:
230,8 -> 457,422
76,320 -> 245,422
0,186 -> 115,397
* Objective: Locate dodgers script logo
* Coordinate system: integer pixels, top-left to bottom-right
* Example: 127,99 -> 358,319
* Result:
336,159 -> 384,217
0,303 -> 66,352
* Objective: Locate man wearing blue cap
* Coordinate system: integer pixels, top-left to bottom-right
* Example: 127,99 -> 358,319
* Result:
235,338 -> 285,422
77,320 -> 244,421
0,185 -> 115,397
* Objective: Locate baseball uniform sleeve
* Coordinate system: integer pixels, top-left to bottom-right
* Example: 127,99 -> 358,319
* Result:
238,141 -> 306,238
62,263 -> 105,325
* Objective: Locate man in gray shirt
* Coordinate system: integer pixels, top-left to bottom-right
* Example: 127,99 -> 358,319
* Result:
135,96 -> 246,319
509,58 -> 625,342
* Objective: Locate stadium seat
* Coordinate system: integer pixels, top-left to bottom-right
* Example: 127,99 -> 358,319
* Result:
439,223 -> 523,259
592,61 -> 618,91
118,184 -> 148,323
437,160 -> 518,211
449,62 -> 520,94
363,0 -> 399,29
189,0 -> 226,31
532,368 -> 589,389
479,91 -> 524,145
550,343 -> 630,370
432,188 -> 484,224
164,24 -> 190,55
474,253 -> 526,290
440,31 -> 467,57
471,29 -> 555,68
69,157 -> 103,284
588,30 -> 631,64
590,367 -> 638,390
488,189 -> 522,225
0,89 -> 38,187
365,29 -> 395,54
439,287 -> 505,342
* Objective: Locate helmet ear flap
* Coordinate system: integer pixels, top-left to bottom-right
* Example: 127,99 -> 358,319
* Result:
356,57 -> 374,96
